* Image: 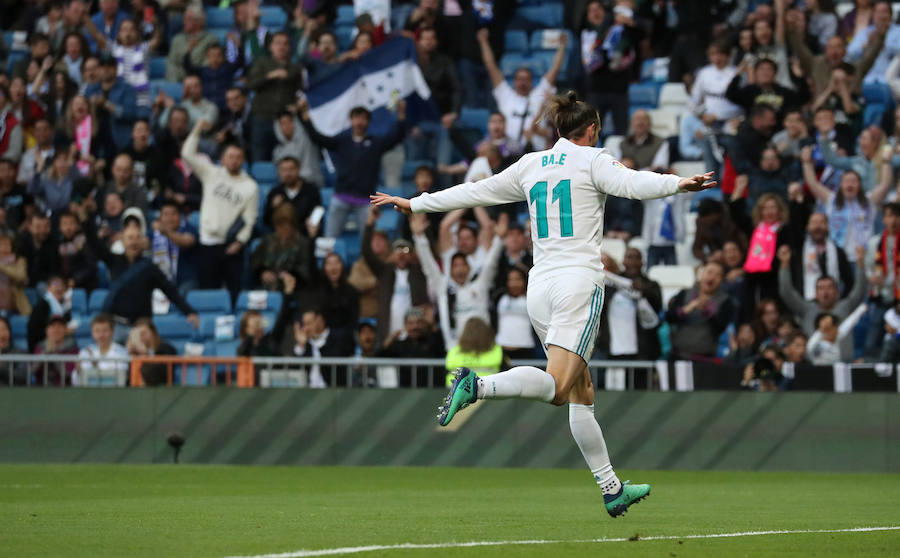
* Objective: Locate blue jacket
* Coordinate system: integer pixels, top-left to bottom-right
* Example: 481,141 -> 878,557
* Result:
84,79 -> 142,150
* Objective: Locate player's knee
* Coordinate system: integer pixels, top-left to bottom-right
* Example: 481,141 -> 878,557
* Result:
551,378 -> 569,406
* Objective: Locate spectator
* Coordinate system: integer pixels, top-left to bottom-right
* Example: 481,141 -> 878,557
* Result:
96,153 -> 148,212
263,156 -> 322,235
56,94 -> 105,165
291,307 -> 356,387
599,248 -> 664,363
494,265 -> 535,359
183,44 -> 242,113
742,356 -> 785,392
33,315 -> 79,386
127,0 -> 167,52
166,7 -> 218,83
17,213 -> 60,288
810,107 -> 856,179
271,111 -> 324,189
0,84 -> 24,163
76,313 -> 129,386
50,1 -> 89,53
777,244 -> 869,360
12,33 -> 51,80
477,27 -> 566,150
0,316 -> 26,385
45,71 -> 79,124
771,110 -> 811,160
494,220 -> 532,291
846,1 -> 899,84
311,252 -> 359,339
727,323 -> 758,367
237,309 -> 288,358
722,239 -> 746,301
0,159 -> 27,233
88,18 -> 161,109
729,190 -> 793,320
445,316 -> 504,387
250,203 -> 315,291
351,235 -> 389,315
245,31 -> 304,162
810,63 -> 864,132
693,199 -> 747,262
349,321 -> 378,386
751,298 -> 783,349
688,40 -> 741,174
299,99 -> 407,239
864,202 -> 900,359
801,146 -> 894,261
377,306 -> 445,387
783,330 -> 811,366
8,76 -> 45,135
84,55 -> 140,150
213,87 -> 252,155
28,149 -> 79,215
57,209 -> 97,291
0,232 -> 30,316
580,0 -> 642,137
127,317 -> 177,386
79,55 -> 102,95
157,110 -> 202,214
807,305 -> 868,365
298,29 -> 344,86
122,119 -> 165,193
789,211 -> 855,300
83,214 -> 198,334
150,200 -> 198,294
409,26 -> 461,167
362,208 -> 428,346
610,110 -> 669,172
16,118 -> 55,187
181,119 -> 258,299
157,75 -> 219,133
412,212 -> 504,348
881,300 -> 900,362
94,191 -> 125,248
726,104 -> 778,177
226,0 -> 270,69
725,58 -> 810,123
787,7 -> 882,96
819,126 -> 884,193
84,0 -> 129,52
437,206 -> 495,279
805,0 -> 839,50
666,262 -> 736,360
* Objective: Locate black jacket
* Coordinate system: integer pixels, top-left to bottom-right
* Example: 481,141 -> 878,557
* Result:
15,232 -> 60,287
262,182 -> 322,231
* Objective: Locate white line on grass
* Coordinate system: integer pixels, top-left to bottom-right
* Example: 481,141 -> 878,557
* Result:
222,525 -> 900,558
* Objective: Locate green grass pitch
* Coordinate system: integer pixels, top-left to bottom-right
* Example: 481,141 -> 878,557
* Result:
1,465 -> 898,557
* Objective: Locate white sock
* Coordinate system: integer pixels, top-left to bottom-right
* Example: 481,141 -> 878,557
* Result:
477,366 -> 556,402
569,403 -> 621,495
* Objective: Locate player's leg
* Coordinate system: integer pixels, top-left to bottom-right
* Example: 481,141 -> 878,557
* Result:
568,361 -> 651,517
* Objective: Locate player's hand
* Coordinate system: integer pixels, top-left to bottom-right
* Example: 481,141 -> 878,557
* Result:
677,171 -> 717,192
370,192 -> 412,215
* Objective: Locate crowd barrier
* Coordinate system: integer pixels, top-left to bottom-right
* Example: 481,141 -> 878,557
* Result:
0,355 -> 898,393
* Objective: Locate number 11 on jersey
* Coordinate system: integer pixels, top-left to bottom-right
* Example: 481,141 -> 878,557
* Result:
529,179 -> 573,239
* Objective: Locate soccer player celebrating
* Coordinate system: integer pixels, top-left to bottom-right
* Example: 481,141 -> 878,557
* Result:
371,91 -> 715,518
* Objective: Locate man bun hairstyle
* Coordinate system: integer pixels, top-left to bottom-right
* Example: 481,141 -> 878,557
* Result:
544,90 -> 599,140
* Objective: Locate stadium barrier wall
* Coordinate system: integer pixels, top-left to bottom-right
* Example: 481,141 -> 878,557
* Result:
1,387 -> 897,472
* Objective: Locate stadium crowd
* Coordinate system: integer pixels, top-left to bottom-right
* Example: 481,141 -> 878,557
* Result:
0,0 -> 899,389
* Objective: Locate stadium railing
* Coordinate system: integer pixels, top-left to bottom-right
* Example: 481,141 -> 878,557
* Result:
0,356 -> 897,393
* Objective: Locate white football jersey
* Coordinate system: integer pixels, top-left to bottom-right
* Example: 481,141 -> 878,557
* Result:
410,137 -> 684,283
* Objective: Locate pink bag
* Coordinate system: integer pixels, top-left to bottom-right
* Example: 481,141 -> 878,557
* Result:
743,222 -> 779,274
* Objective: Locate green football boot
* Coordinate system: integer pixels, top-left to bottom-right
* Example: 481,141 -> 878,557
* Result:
437,367 -> 478,427
604,481 -> 651,518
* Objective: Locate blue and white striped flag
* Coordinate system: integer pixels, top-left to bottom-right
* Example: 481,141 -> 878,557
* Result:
306,37 -> 439,136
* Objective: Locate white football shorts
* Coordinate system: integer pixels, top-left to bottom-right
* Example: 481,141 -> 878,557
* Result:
526,272 -> 605,363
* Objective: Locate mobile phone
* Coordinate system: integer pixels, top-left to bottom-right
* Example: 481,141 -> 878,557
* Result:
309,206 -> 325,228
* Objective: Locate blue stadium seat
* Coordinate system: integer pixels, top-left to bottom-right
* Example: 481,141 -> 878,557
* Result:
153,315 -> 198,341
24,288 -> 38,308
628,83 -> 659,108
458,107 -> 490,135
505,30 -> 529,54
235,291 -> 283,314
330,237 -> 348,263
10,315 -> 28,339
149,57 -> 167,80
336,5 -> 356,26
70,289 -> 88,315
168,13 -> 183,40
517,5 -> 563,27
150,80 -> 183,102
376,208 -> 400,233
210,28 -> 228,45
335,25 -> 354,51
340,231 -> 362,264
199,315 -> 220,340
205,7 -> 233,29
250,161 -> 277,182
260,6 -> 287,28
73,318 -> 92,339
500,55 -> 546,80
96,261 -> 110,288
88,289 -> 108,313
186,290 -> 232,314
214,339 -> 240,357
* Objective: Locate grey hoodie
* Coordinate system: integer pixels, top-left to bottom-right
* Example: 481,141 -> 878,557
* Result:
273,116 -> 324,187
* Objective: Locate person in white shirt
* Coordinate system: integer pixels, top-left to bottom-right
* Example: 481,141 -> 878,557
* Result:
438,204 -> 495,280
181,118 -> 258,300
411,213 -> 504,349
846,1 -> 900,85
372,91 -> 715,517
689,40 -> 741,179
16,118 -> 55,187
477,27 -> 567,150
807,305 -> 868,365
495,265 -> 535,359
76,313 -> 129,386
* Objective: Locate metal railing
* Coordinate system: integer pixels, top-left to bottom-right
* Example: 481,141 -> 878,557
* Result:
0,355 -> 658,389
